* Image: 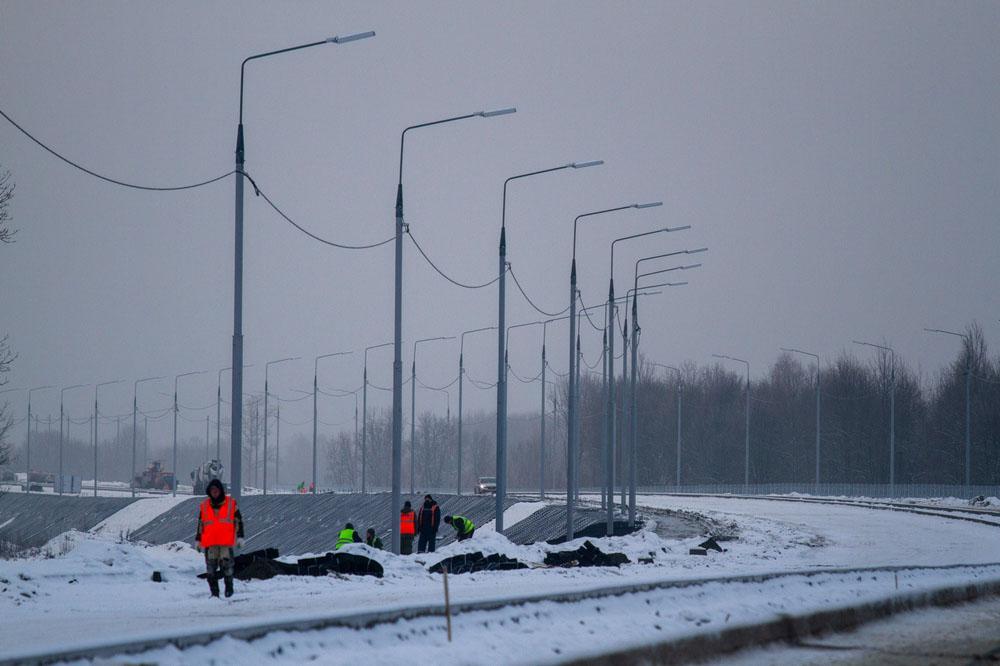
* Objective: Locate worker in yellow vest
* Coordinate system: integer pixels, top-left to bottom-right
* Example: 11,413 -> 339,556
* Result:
444,515 -> 475,541
195,479 -> 244,598
335,522 -> 362,549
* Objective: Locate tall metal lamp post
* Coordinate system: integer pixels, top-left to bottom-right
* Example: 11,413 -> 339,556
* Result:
495,159 -> 603,534
626,276 -> 694,526
172,372 -> 204,497
25,386 -> 55,493
393,107 -> 515,555
132,376 -> 164,498
853,340 -> 896,496
411,336 -> 454,493
712,354 -> 750,493
58,384 -> 87,494
569,201 -> 662,535
780,347 -> 820,493
94,380 -> 123,496
230,30 -> 374,507
458,326 -> 495,494
362,342 -> 392,494
605,226 -> 689,534
313,352 -> 351,496
264,357 -> 299,495
924,327 -> 972,490
217,365 -> 252,468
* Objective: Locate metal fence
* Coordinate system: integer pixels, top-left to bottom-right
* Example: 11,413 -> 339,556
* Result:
562,483 -> 1000,501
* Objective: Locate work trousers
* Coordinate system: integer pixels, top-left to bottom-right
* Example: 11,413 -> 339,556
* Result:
417,532 -> 437,553
205,545 -> 234,579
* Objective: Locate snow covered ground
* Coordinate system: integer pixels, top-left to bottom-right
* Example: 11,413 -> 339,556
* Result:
1,493 -> 998,664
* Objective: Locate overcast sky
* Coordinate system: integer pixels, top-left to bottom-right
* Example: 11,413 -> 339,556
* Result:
1,1 -> 998,447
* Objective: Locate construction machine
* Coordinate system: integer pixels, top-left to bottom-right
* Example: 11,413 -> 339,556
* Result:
134,460 -> 175,491
191,459 -> 224,495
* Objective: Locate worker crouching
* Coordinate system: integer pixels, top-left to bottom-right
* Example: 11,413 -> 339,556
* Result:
196,479 -> 244,598
444,515 -> 475,541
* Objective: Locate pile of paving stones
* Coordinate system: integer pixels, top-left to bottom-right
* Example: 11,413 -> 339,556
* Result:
427,551 -> 528,574
542,540 -> 631,568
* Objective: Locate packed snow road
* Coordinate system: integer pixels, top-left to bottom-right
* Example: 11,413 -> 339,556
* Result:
1,493 -> 998,664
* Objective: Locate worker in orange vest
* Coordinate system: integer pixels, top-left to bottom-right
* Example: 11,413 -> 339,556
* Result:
196,479 -> 244,598
399,500 -> 417,554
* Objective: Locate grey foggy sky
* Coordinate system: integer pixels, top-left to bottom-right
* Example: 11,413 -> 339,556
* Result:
1,1 -> 998,447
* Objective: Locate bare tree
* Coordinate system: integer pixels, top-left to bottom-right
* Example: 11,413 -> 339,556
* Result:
0,169 -> 14,245
0,167 -> 16,465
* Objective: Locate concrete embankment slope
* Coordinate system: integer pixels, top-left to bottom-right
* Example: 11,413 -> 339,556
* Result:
2,492 -> 676,556
0,493 -> 138,549
131,493 -> 519,554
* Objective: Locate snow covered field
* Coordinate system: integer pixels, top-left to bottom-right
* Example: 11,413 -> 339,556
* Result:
1,494 -> 998,664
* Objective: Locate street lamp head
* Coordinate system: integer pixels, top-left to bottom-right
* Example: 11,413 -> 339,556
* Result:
665,225 -> 692,232
634,201 -> 662,209
687,247 -> 709,254
569,160 -> 604,169
479,107 -> 517,117
326,31 -> 376,44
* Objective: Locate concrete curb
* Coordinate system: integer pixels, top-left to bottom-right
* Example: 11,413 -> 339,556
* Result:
4,565 -> 1000,665
560,577 -> 1000,665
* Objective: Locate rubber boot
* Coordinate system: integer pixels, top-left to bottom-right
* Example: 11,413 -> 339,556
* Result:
224,576 -> 234,598
208,575 -> 220,598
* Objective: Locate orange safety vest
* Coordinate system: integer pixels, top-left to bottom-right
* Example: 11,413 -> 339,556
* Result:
200,497 -> 237,547
400,510 -> 416,535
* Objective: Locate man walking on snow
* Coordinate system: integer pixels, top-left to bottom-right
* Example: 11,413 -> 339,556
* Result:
195,479 -> 244,598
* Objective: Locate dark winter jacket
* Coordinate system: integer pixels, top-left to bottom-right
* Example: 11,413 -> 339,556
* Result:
195,479 -> 244,544
365,534 -> 384,550
416,500 -> 441,535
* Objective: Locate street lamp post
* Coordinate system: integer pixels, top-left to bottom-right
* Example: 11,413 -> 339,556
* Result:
231,30 -> 374,508
626,251 -> 705,519
393,107 -> 515,555
411,337 -> 454,493
854,340 -> 896,496
314,352 -> 351,495
713,354 -> 750,493
173,372 -> 205,497
924,328 -> 972,489
570,297 -> 633,516
569,202 -> 662,533
362,342 -> 392,494
606,226 -> 689,534
458,327 -> 495,494
496,160 -> 603,535
94,380 -> 122,496
132,376 -> 164,498
58,384 -> 86,494
651,364 -> 682,487
25,386 -> 55,493
626,278 -> 692,526
781,347 -> 820,493
264,357 -> 299,495
218,365 -> 252,469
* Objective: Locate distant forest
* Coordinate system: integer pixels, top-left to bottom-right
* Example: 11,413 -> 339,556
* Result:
8,322 -> 999,492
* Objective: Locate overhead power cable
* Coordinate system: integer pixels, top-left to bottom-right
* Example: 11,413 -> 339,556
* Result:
0,106 -> 235,191
509,267 -> 570,317
416,375 -> 459,391
248,177 -> 395,250
407,231 -> 503,290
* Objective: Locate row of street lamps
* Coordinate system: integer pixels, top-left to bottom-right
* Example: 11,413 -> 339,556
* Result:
214,31 -> 703,553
